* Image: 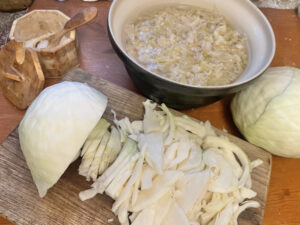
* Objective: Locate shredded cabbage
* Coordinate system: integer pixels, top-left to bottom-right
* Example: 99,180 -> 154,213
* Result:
79,100 -> 262,225
124,4 -> 248,86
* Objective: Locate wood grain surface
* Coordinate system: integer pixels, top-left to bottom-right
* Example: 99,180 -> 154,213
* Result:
0,68 -> 271,225
44,7 -> 97,49
10,10 -> 79,78
0,0 -> 299,224
0,40 -> 45,109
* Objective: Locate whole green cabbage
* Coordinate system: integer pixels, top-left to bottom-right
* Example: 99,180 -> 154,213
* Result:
231,67 -> 300,158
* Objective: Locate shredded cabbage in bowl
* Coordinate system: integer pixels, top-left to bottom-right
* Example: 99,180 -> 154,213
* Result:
124,4 -> 248,86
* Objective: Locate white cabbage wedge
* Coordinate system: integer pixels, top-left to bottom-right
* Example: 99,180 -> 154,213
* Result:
19,81 -> 107,197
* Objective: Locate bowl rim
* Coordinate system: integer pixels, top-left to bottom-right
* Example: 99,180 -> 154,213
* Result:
108,0 -> 276,90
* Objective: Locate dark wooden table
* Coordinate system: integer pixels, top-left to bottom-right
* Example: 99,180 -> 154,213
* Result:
0,0 -> 300,224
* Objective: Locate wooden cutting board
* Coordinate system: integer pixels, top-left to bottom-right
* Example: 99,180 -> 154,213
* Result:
0,68 -> 272,225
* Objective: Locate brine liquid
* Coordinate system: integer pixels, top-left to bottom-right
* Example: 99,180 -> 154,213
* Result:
124,4 -> 248,86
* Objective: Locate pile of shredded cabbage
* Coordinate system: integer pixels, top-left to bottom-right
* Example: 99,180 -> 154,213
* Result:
124,5 -> 248,86
79,100 -> 262,225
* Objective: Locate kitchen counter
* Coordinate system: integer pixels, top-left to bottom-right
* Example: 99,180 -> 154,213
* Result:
0,0 -> 300,224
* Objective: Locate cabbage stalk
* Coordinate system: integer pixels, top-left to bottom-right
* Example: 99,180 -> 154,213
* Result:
231,67 -> 300,158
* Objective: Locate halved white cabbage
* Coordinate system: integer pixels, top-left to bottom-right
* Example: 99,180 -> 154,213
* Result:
19,81 -> 107,197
